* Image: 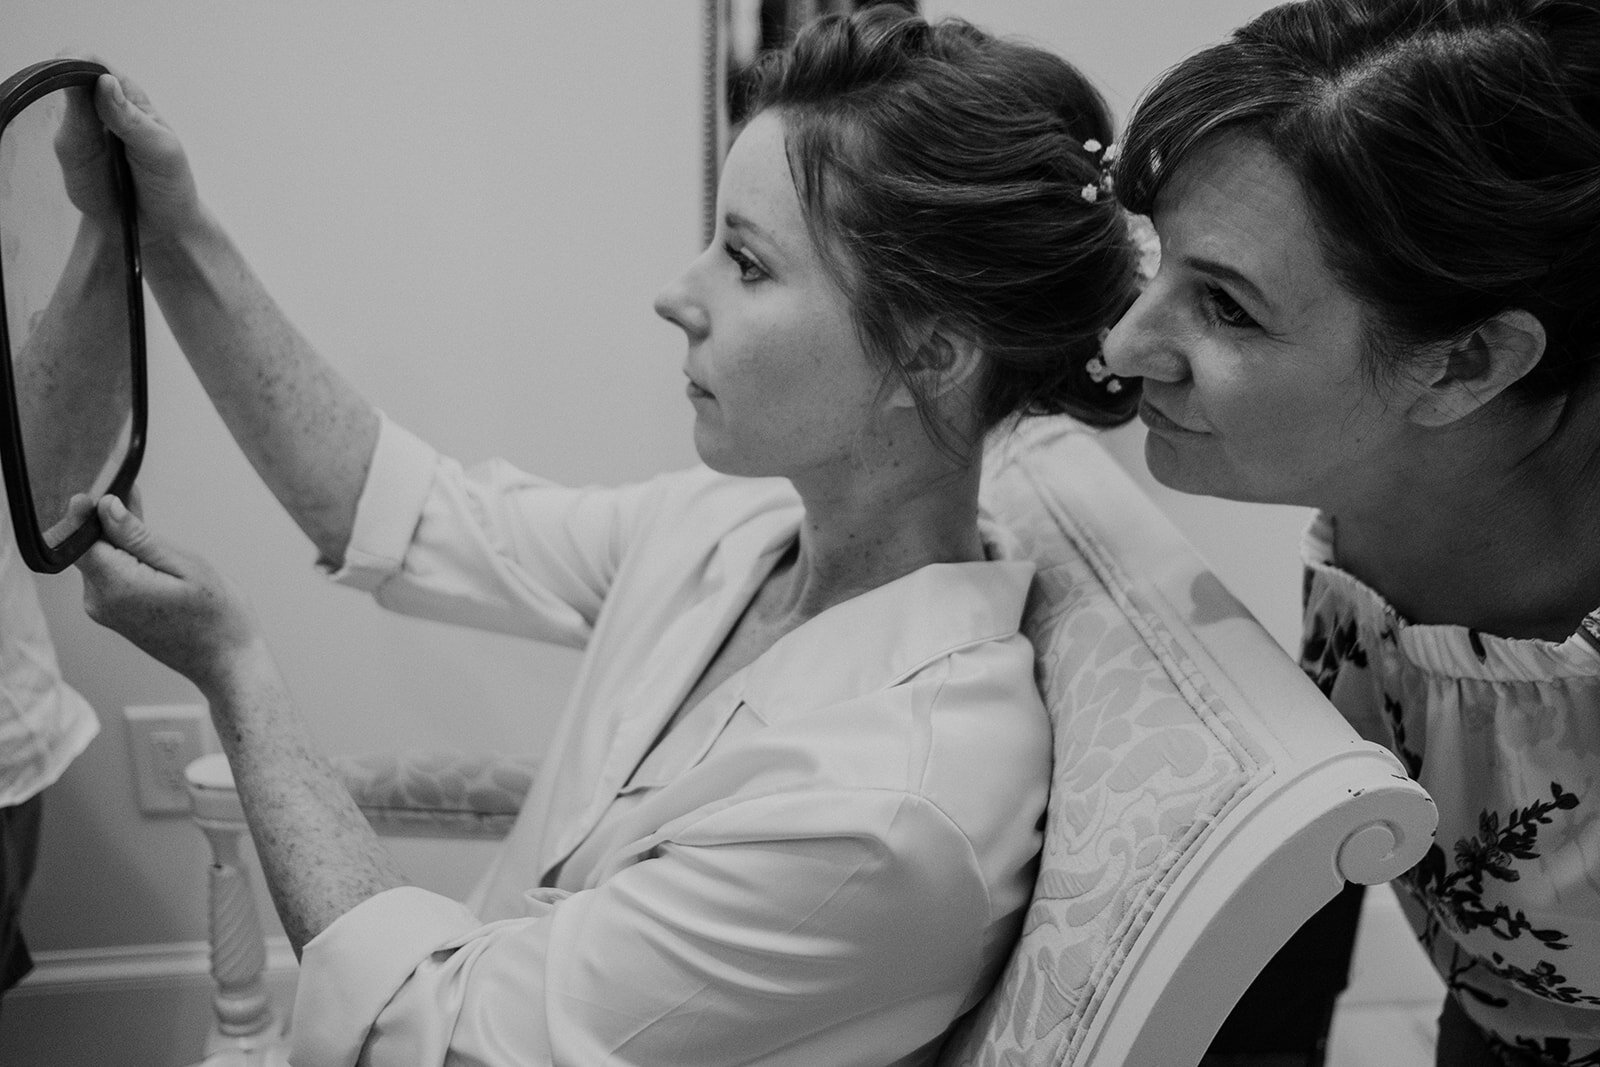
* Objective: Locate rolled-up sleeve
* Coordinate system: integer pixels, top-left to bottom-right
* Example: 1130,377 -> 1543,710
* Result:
288,791 -> 990,1067
321,416 -> 440,592
322,414 -> 655,645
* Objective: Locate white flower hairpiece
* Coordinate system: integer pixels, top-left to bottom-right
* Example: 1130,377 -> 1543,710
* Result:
1125,211 -> 1161,285
1085,355 -> 1125,393
1080,139 -> 1118,204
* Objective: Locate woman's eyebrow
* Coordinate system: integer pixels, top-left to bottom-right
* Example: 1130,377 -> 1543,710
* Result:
1187,255 -> 1272,308
724,211 -> 780,251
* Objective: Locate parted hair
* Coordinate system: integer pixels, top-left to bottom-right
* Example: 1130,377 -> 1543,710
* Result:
744,5 -> 1141,438
1116,0 -> 1600,400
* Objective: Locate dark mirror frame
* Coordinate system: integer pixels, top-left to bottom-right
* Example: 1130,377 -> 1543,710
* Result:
0,58 -> 147,573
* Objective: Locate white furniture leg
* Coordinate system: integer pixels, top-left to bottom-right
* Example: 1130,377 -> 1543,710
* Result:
186,752 -> 290,1067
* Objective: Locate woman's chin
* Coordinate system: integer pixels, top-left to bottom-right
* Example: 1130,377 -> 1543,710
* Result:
1143,436 -> 1297,506
1142,433 -> 1224,498
691,432 -> 762,478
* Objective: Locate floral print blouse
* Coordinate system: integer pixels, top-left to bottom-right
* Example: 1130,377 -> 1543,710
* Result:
1301,514 -> 1600,1065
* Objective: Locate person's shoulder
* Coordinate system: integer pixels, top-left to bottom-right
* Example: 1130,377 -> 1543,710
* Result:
923,631 -> 1050,758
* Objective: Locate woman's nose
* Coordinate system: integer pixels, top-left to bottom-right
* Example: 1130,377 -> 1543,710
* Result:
1102,286 -> 1186,383
654,260 -> 709,340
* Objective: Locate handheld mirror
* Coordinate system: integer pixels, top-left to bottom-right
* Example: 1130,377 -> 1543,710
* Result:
0,58 -> 146,572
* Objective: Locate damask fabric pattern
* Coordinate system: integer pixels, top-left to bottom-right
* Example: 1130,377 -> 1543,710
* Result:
938,433 -> 1265,1066
330,752 -> 538,838
1301,513 -> 1600,1065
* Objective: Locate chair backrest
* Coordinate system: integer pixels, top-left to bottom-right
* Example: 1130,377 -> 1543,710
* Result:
939,419 -> 1436,1067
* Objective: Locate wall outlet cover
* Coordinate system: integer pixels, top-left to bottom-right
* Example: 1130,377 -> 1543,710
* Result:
123,704 -> 217,815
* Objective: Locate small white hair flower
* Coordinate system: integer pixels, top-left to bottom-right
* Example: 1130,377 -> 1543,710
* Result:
1083,138 -> 1103,154
1086,357 -> 1112,382
1080,183 -> 1099,203
1106,378 -> 1124,394
1125,212 -> 1161,285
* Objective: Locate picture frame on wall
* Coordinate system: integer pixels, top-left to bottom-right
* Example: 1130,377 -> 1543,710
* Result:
700,0 -> 917,243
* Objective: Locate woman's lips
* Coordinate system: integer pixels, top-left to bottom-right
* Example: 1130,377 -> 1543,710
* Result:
1138,397 -> 1201,435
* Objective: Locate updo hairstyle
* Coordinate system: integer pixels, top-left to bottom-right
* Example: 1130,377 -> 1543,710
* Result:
1116,0 -> 1600,402
743,5 -> 1141,444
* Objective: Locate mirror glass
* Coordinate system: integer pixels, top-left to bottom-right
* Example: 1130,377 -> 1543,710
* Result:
0,60 -> 145,572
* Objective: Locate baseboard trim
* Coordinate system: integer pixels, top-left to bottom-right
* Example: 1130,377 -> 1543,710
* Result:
11,937 -> 298,996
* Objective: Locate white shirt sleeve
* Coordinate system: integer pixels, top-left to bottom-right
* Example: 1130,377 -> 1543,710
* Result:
0,511 -> 97,806
324,414 -> 656,645
289,790 -> 990,1067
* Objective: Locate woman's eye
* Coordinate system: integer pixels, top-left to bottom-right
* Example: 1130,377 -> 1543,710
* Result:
724,243 -> 766,283
1204,283 -> 1258,329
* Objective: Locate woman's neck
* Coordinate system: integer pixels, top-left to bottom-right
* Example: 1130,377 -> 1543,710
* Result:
773,450 -> 986,626
1332,388 -> 1600,640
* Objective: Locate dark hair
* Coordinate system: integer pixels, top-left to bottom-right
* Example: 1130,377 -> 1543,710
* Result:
1116,0 -> 1600,400
743,5 -> 1141,443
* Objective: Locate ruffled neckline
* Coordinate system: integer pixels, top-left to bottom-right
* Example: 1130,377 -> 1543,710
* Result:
1302,512 -> 1600,682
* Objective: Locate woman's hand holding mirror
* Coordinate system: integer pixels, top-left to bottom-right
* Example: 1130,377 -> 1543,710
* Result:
77,494 -> 266,701
89,68 -> 202,246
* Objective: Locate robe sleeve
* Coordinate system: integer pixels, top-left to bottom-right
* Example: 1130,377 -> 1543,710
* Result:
288,789 -> 990,1067
323,413 -> 657,646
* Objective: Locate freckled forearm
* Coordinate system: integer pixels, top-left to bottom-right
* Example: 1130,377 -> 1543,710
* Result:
140,208 -> 380,565
204,648 -> 407,955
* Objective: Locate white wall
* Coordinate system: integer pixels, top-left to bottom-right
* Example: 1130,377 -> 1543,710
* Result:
1,1 -> 703,958
0,0 -> 1316,1059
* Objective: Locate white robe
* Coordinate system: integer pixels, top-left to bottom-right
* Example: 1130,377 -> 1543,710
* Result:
292,416 -> 1049,1067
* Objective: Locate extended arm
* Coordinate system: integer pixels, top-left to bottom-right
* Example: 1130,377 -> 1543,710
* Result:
203,646 -> 405,952
90,71 -> 377,566
75,497 -> 404,950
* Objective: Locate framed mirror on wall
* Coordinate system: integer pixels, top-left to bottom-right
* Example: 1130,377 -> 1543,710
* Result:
0,58 -> 146,573
701,0 -> 918,244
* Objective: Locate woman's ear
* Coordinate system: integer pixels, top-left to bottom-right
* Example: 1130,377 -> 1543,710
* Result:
1408,309 -> 1547,427
885,327 -> 983,410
